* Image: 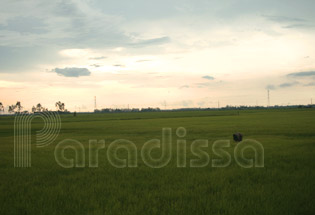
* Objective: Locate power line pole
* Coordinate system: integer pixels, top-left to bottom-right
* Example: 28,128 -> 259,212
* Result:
218,100 -> 220,109
94,96 -> 97,110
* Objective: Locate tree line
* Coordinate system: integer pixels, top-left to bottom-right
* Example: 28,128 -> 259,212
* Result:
0,101 -> 68,114
94,107 -> 161,113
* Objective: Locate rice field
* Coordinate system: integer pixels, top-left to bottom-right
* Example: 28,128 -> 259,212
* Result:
0,108 -> 314,214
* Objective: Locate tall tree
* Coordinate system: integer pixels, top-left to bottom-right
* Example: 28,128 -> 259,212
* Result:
8,105 -> 15,113
0,102 -> 4,112
15,101 -> 22,113
36,103 -> 42,112
8,101 -> 23,113
55,101 -> 65,112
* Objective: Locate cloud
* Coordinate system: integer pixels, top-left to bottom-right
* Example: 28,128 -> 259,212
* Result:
262,14 -> 315,29
0,46 -> 62,72
279,82 -> 299,88
113,64 -> 125,67
263,15 -> 306,23
52,67 -> 91,77
266,82 -> 299,90
283,24 -> 315,29
0,16 -> 48,34
304,82 -> 315,86
196,82 -> 212,88
0,1 -> 130,49
130,36 -> 170,47
90,64 -> 101,67
266,84 -> 276,90
179,85 -> 189,89
89,56 -> 107,60
202,75 -> 215,80
53,1 -> 83,17
136,59 -> 152,63
287,71 -> 315,77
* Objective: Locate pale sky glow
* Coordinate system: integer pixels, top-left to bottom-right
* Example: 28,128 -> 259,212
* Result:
1,0 -> 315,112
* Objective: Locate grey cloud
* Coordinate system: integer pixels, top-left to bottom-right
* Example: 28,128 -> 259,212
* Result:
196,82 -> 212,88
0,16 -> 48,34
113,64 -> 125,67
263,15 -> 306,23
263,12 -> 315,30
0,1 -> 130,49
304,82 -> 315,86
0,46 -> 61,72
262,14 -> 315,29
202,75 -> 215,80
53,1 -> 84,17
89,56 -> 107,60
266,82 -> 299,90
0,1 -> 130,71
215,0 -> 315,23
1,0 -> 315,72
93,0 -> 180,20
130,37 -> 170,48
90,64 -> 101,67
279,82 -> 299,88
93,0 -> 315,23
52,67 -> 91,77
266,84 -> 276,90
283,24 -> 315,29
287,71 -> 315,77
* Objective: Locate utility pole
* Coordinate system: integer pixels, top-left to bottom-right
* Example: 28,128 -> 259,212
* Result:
94,96 -> 97,110
218,100 -> 220,109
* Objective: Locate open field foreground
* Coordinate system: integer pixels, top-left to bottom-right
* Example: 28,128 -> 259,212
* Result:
0,109 -> 315,214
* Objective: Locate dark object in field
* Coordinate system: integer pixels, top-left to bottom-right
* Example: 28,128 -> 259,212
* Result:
233,133 -> 243,142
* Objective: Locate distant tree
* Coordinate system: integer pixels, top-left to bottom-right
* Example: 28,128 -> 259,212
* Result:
31,103 -> 48,112
36,103 -> 42,112
8,105 -> 15,113
8,101 -> 22,113
0,102 -> 4,112
55,101 -> 65,112
15,101 -> 22,113
141,107 -> 160,112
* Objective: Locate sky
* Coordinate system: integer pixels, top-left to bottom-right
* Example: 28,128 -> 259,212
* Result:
1,0 -> 315,112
